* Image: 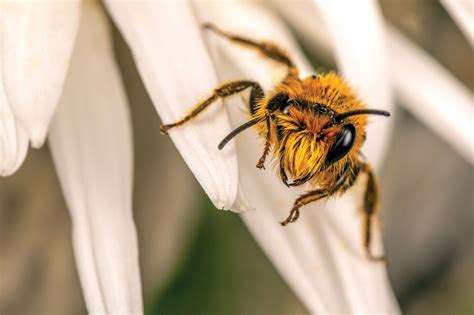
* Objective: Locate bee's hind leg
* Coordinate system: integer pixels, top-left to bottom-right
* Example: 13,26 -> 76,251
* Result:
202,23 -> 299,79
360,162 -> 389,264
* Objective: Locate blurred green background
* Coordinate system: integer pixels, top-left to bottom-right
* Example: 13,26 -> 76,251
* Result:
1,1 -> 472,314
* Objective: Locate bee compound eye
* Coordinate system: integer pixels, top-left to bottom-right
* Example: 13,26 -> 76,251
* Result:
326,123 -> 356,164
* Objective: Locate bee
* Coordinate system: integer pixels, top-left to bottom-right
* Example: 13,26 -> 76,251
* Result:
161,24 -> 390,263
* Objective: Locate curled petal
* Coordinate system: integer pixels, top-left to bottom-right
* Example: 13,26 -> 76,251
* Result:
1,0 -> 80,148
48,1 -> 142,312
106,0 -> 244,211
194,2 -> 399,313
0,25 -> 28,176
0,99 -> 28,176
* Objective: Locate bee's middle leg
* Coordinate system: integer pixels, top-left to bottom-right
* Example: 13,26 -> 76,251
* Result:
160,80 -> 263,134
280,162 -> 358,225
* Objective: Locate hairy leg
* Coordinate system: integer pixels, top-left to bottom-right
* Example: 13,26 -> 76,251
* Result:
203,23 -> 299,79
360,162 -> 389,264
160,80 -> 263,134
256,112 -> 272,169
278,139 -> 290,187
280,188 -> 329,226
280,163 -> 360,225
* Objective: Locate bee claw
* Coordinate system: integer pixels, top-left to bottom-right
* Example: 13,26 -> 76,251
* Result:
160,125 -> 169,135
287,180 -> 300,187
256,160 -> 266,170
280,208 -> 299,226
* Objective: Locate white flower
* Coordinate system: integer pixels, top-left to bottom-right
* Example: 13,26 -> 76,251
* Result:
1,0 -> 472,314
2,1 -> 142,313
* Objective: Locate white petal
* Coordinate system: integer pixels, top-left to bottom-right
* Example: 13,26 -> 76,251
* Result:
2,0 -> 80,148
194,2 -> 399,313
270,1 -> 333,59
441,0 -> 474,45
48,1 -> 142,313
105,0 -> 243,211
313,0 -> 394,168
388,27 -> 474,164
0,20 -> 28,176
0,99 -> 28,176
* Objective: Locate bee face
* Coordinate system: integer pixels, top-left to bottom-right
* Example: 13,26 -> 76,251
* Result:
268,92 -> 364,182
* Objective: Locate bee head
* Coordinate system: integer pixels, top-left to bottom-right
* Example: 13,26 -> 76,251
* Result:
273,93 -> 389,183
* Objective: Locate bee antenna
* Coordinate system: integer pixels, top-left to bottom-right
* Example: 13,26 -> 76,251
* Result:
218,117 -> 262,150
336,109 -> 390,121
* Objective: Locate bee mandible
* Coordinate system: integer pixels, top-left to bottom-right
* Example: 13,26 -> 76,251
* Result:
161,24 -> 390,263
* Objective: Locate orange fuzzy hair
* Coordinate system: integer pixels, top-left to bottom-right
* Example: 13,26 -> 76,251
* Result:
254,72 -> 368,186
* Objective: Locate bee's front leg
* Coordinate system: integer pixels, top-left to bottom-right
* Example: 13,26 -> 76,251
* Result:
160,80 -> 263,134
256,112 -> 272,170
